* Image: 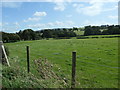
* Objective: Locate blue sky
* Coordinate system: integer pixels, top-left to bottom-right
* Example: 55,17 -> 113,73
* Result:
1,0 -> 118,33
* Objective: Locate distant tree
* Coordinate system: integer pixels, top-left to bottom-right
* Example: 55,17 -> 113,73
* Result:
2,32 -> 9,43
63,28 -> 67,31
68,28 -> 73,31
21,29 -> 36,40
92,26 -> 101,35
17,30 -> 23,40
84,26 -> 101,36
2,32 -> 20,43
102,30 -> 109,35
73,27 -> 78,31
79,28 -> 84,31
84,26 -> 92,36
35,31 -> 42,40
42,29 -> 53,38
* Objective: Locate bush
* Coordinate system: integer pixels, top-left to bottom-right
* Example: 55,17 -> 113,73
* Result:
2,65 -> 44,88
2,58 -> 69,88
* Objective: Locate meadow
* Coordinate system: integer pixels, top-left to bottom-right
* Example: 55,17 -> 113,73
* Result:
3,36 -> 119,88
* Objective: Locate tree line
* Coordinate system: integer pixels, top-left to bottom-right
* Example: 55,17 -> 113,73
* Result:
2,32 -> 20,43
2,28 -> 77,43
2,25 -> 120,43
84,25 -> 120,36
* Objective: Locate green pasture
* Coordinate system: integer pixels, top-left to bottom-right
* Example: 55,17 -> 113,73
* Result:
4,37 -> 119,88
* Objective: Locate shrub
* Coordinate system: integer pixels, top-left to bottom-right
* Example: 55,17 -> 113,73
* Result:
2,65 -> 44,88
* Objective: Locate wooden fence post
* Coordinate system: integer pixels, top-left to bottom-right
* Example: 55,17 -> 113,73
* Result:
26,46 -> 30,73
71,51 -> 76,88
0,41 -> 10,66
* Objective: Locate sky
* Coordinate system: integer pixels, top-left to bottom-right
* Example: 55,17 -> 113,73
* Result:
1,0 -> 119,33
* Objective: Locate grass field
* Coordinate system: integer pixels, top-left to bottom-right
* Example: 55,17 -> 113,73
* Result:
3,37 -> 119,88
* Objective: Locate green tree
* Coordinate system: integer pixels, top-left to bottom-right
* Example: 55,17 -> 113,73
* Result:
22,29 -> 36,40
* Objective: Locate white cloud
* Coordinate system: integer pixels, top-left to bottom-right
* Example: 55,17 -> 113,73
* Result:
108,15 -> 118,19
13,22 -> 20,30
23,11 -> 46,22
54,20 -> 74,26
54,2 -> 66,11
47,22 -> 54,26
1,22 -> 21,32
53,0 -> 118,12
72,3 -> 77,7
23,17 -> 41,22
55,21 -> 64,26
49,0 -> 71,2
53,0 -> 71,11
75,2 -> 103,16
72,3 -> 84,7
1,0 -> 119,2
28,24 -> 45,28
14,22 -> 19,26
88,0 -> 118,3
84,20 -> 117,26
73,0 -> 118,16
2,27 -> 20,33
103,5 -> 118,12
2,2 -> 22,8
28,20 -> 74,29
34,11 -> 47,16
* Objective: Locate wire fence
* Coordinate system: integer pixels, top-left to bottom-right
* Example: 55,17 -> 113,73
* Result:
7,45 -> 119,88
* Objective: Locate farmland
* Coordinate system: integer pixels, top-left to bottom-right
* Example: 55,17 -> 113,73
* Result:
3,36 -> 119,88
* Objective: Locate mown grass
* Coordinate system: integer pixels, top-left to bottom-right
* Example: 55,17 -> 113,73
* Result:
3,37 -> 119,88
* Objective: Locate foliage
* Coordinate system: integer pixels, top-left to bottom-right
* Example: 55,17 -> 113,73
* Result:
2,58 -> 68,88
17,29 -> 36,40
2,32 -> 20,43
16,28 -> 76,40
2,65 -> 44,88
84,26 -> 101,36
2,25 -> 120,43
84,25 -> 120,36
41,29 -> 76,39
